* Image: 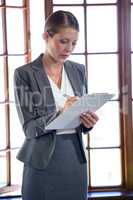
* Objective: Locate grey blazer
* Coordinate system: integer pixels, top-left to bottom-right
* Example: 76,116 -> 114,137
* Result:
14,54 -> 91,170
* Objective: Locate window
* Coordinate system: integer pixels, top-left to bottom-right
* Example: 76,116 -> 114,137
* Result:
132,2 -> 133,95
47,0 -> 133,193
0,0 -> 45,196
0,0 -> 133,197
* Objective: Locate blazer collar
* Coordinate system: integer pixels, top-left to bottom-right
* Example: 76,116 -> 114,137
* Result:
32,54 -> 56,112
32,54 -> 82,108
64,61 -> 82,96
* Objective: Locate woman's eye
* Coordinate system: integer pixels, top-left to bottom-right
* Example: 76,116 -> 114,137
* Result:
60,40 -> 67,44
72,42 -> 76,46
59,39 -> 77,46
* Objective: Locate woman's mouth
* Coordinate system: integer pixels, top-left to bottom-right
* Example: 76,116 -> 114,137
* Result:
60,54 -> 69,58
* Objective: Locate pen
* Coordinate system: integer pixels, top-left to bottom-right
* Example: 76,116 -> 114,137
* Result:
63,94 -> 79,100
63,94 -> 70,98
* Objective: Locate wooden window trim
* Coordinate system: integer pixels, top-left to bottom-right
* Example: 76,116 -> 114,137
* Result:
0,0 -> 31,192
1,0 -> 133,197
45,0 -> 53,19
45,0 -> 133,194
118,0 -> 133,190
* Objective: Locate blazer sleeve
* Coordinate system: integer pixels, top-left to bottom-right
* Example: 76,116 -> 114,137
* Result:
14,68 -> 59,139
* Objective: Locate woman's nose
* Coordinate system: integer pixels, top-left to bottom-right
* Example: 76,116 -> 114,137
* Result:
65,43 -> 73,53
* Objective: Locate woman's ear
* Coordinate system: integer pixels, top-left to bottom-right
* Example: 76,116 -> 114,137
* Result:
42,32 -> 49,41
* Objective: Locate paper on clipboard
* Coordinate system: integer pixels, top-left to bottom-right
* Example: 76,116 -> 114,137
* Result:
45,93 -> 114,130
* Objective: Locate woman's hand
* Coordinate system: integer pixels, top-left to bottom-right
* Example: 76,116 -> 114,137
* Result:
62,96 -> 78,112
80,111 -> 99,128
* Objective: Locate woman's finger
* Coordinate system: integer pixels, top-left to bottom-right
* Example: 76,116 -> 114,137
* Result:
80,111 -> 99,128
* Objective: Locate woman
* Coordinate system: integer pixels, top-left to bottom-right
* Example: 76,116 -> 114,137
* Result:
14,10 -> 99,200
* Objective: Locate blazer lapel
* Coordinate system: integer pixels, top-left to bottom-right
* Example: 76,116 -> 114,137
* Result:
32,55 -> 56,113
31,55 -> 83,113
64,61 -> 83,97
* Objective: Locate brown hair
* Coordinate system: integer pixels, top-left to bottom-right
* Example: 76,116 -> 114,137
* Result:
44,10 -> 79,36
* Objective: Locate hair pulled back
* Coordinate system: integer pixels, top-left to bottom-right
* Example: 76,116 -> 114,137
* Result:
44,10 -> 79,36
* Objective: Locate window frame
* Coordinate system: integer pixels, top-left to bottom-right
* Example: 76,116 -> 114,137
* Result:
0,0 -> 31,194
0,0 -> 133,197
117,0 -> 133,190
45,0 -> 133,193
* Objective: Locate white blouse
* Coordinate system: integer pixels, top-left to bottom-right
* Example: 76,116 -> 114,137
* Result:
47,66 -> 76,135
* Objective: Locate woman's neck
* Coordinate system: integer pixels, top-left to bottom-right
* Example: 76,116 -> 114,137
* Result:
42,53 -> 63,88
42,53 -> 62,70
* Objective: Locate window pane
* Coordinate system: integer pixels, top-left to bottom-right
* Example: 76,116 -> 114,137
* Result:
87,6 -> 117,52
11,149 -> 23,187
87,0 -> 117,3
0,152 -> 7,187
0,56 -> 5,102
90,149 -> 122,186
0,105 -> 6,149
6,0 -> 23,6
68,55 -> 85,65
30,0 -> 45,59
0,9 -> 4,54
6,8 -> 25,53
53,0 -> 83,3
83,134 -> 89,181
131,6 -> 133,51
90,102 -> 120,147
87,54 -> 118,97
53,6 -> 85,53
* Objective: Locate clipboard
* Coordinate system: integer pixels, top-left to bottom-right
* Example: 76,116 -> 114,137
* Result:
45,93 -> 114,130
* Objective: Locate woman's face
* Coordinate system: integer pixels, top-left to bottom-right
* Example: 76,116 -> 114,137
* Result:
44,27 -> 79,63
